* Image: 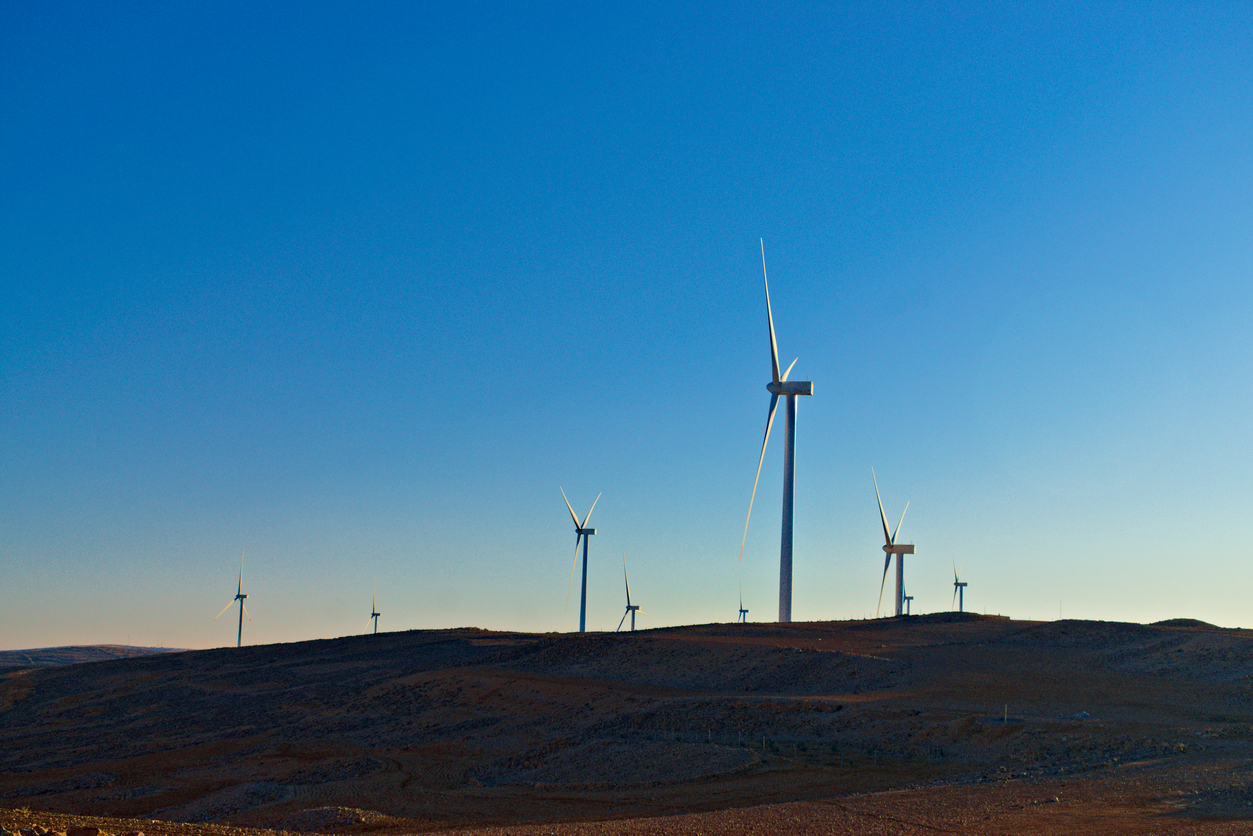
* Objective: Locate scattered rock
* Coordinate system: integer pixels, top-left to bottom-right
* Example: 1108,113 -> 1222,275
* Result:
277,807 -> 392,832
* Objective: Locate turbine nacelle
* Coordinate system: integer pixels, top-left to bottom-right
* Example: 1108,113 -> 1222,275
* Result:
882,544 -> 914,555
577,528 -> 596,536
767,380 -> 813,396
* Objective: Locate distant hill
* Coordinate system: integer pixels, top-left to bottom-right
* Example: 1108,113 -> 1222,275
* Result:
1151,618 -> 1221,629
0,645 -> 182,669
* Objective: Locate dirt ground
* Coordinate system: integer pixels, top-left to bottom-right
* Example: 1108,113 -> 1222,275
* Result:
4,614 -> 1253,834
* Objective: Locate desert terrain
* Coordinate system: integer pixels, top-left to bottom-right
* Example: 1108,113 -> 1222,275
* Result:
4,614 -> 1253,834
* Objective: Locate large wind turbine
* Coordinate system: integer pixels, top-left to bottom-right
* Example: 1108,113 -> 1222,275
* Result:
561,488 -> 601,633
213,547 -> 251,647
952,563 -> 968,612
370,590 -> 381,634
617,552 -> 643,632
738,584 -> 749,623
873,469 -> 915,617
738,240 -> 814,623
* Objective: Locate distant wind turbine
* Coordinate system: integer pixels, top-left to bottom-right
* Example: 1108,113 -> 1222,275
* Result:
873,469 -> 915,617
213,547 -> 251,647
617,552 -> 643,632
903,587 -> 914,616
561,488 -> 601,633
952,562 -> 968,612
370,589 -> 381,634
738,583 -> 749,623
738,240 -> 814,623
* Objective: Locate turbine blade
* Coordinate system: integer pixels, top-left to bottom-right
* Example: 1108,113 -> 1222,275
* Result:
623,552 -> 631,606
738,393 -> 779,564
238,546 -> 245,594
213,601 -> 234,622
873,468 -> 892,546
893,501 -> 909,543
762,239 -> 781,385
875,554 -> 891,618
560,488 -> 580,528
581,492 -> 602,529
242,601 -> 251,621
617,611 -> 628,632
781,357 -> 798,382
953,557 -> 958,584
565,534 -> 583,612
953,585 -> 958,609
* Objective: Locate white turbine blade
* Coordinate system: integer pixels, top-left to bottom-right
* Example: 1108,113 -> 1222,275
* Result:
781,357 -> 798,382
875,555 -> 891,618
617,611 -> 628,632
953,557 -> 959,584
213,601 -> 234,622
738,393 -> 779,564
581,492 -> 602,529
565,534 -> 583,612
623,552 -> 631,606
953,584 -> 958,609
242,601 -> 252,621
238,546 -> 245,594
762,239 -> 781,385
872,468 -> 892,546
560,488 -> 580,528
893,501 -> 909,544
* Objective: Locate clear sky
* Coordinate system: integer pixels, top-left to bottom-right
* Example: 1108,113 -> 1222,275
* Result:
3,2 -> 1252,650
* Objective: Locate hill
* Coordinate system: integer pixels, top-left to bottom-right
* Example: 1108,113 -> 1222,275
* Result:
0,645 -> 181,672
3,616 -> 1253,834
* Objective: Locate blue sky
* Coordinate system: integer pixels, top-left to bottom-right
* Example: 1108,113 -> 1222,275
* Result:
3,2 -> 1251,649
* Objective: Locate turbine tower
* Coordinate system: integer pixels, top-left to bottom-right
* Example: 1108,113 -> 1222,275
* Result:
617,552 -> 643,632
213,547 -> 251,647
561,488 -> 601,633
952,563 -> 968,612
873,469 -> 915,617
370,591 -> 381,634
738,240 -> 814,623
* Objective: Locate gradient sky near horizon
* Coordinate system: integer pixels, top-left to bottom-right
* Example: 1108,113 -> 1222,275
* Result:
3,2 -> 1252,651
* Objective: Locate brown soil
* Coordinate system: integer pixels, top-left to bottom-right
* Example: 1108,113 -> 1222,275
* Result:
4,615 -> 1253,833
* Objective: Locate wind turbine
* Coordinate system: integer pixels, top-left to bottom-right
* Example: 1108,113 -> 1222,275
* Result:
213,547 -> 251,647
952,563 -> 968,612
561,488 -> 601,633
617,552 -> 643,632
738,240 -> 814,623
370,590 -> 381,634
903,587 -> 914,616
738,584 -> 749,623
873,469 -> 915,617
